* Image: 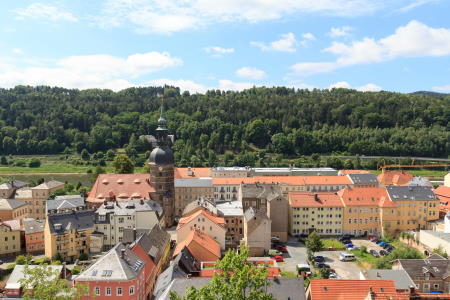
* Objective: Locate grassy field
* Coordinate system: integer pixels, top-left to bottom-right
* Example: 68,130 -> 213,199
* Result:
322,239 -> 345,250
369,169 -> 448,178
351,249 -> 379,269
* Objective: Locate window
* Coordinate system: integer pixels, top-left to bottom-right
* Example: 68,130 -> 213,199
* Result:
129,286 -> 135,295
117,287 -> 123,296
106,287 -> 111,296
95,287 -> 100,296
433,284 -> 439,289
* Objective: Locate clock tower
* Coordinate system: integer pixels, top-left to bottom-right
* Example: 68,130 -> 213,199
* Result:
149,98 -> 175,227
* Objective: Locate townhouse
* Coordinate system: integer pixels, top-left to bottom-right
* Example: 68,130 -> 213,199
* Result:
386,186 -> 440,231
288,192 -> 344,236
174,177 -> 214,218
94,199 -> 162,250
0,219 -> 21,257
0,198 -> 29,222
173,229 -> 221,263
23,218 -> 45,254
44,210 -> 95,261
242,207 -> 271,256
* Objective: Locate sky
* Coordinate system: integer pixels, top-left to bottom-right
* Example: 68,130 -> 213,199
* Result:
0,0 -> 450,93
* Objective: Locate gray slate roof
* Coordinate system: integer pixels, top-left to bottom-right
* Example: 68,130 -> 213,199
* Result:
362,269 -> 415,290
0,180 -> 28,190
348,173 -> 379,184
387,186 -> 438,201
156,277 -> 306,300
76,243 -> 145,281
124,224 -> 170,265
96,199 -> 162,217
0,198 -> 27,210
47,210 -> 95,234
23,218 -> 45,234
396,257 -> 450,280
175,178 -> 213,188
241,183 -> 283,201
153,248 -> 200,299
47,195 -> 85,211
183,198 -> 217,216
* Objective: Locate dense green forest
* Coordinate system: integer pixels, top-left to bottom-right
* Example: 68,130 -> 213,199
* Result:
0,86 -> 449,166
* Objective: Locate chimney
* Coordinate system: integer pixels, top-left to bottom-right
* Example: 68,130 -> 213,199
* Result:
368,287 -> 375,300
140,199 -> 144,205
314,193 -> 319,202
409,285 -> 415,294
187,167 -> 194,176
133,228 -> 137,241
121,248 -> 126,259
376,272 -> 381,278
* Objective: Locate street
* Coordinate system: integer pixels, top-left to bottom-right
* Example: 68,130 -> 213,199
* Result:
280,237 -> 308,273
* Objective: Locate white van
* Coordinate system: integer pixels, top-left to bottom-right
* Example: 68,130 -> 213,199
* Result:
339,252 -> 356,261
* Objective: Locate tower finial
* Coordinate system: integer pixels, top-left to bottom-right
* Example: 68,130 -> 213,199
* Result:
159,92 -> 164,119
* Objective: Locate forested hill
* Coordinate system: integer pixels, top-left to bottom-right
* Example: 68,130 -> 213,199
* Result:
0,86 -> 449,162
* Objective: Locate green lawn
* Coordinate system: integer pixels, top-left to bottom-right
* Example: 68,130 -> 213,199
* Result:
351,249 -> 379,269
369,169 -> 448,178
322,239 -> 345,250
0,160 -> 117,174
280,271 -> 297,277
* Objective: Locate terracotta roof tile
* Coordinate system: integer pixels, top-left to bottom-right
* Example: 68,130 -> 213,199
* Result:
177,209 -> 226,230
308,279 -> 407,300
289,192 -> 343,208
437,186 -> 450,213
212,176 -> 351,186
175,168 -> 211,179
338,187 -> 392,207
173,229 -> 221,262
377,171 -> 413,186
87,174 -> 155,203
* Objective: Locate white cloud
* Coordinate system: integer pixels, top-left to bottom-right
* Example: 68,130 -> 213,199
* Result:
15,3 -> 78,22
0,52 -> 182,90
432,84 -> 450,92
96,0 -> 385,34
219,79 -> 254,91
235,67 -> 267,80
251,33 -> 298,52
328,81 -> 382,91
148,79 -> 209,93
303,33 -> 316,40
328,81 -> 351,89
12,48 -> 24,55
328,26 -> 353,38
397,0 -> 438,12
357,83 -> 382,92
204,46 -> 235,57
291,21 -> 450,76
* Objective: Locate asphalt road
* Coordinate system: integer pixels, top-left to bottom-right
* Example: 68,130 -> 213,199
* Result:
315,250 -> 363,279
279,237 -> 307,273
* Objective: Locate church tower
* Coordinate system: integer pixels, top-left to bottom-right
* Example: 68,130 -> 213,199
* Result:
149,96 -> 175,227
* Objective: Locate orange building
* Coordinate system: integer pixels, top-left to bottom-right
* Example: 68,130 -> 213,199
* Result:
435,186 -> 450,216
173,229 -> 221,263
306,279 -> 408,300
23,218 -> 45,254
0,199 -> 29,222
174,167 -> 211,179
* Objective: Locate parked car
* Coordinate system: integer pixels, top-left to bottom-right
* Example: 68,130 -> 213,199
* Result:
347,246 -> 359,251
313,256 -> 325,262
339,252 -> 356,261
379,250 -> 388,256
386,246 -> 394,252
379,241 -> 387,247
275,245 -> 288,253
297,263 -> 312,276
376,240 -> 383,245
315,262 -> 331,269
273,255 -> 284,262
271,237 -> 281,243
345,243 -> 354,248
382,243 -> 391,249
370,238 -> 379,243
370,250 -> 380,257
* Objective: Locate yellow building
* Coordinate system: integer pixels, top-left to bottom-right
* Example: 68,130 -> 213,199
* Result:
339,187 -> 389,237
174,178 -> 214,217
288,192 -> 344,236
0,220 -> 21,257
386,186 -> 440,231
44,210 -> 95,262
0,199 -> 29,222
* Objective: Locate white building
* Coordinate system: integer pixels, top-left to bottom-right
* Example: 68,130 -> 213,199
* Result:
94,199 -> 163,250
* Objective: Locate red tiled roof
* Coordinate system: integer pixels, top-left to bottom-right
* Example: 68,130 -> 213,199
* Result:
308,279 -> 408,300
377,171 -> 413,186
87,174 -> 155,203
338,170 -> 371,175
177,209 -> 226,230
174,168 -> 211,179
212,176 -> 351,186
173,229 -> 221,262
436,186 -> 450,213
338,187 -> 392,207
289,192 -> 343,208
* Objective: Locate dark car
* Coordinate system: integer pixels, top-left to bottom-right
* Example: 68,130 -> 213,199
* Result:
313,256 -> 325,262
315,262 -> 331,269
376,240 -> 383,245
382,243 -> 391,249
0,259 -> 3,265
379,250 -> 388,256
369,250 -> 380,257
370,238 -> 379,243
386,246 -> 394,252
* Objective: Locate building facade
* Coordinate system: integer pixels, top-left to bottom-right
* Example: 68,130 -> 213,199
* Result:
44,210 -> 95,261
242,208 -> 271,256
174,178 -> 214,218
288,192 -> 344,236
23,218 -> 45,254
94,199 -> 162,250
0,220 -> 21,257
0,199 -> 29,222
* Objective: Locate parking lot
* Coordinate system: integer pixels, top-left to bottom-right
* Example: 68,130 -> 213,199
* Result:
279,237 -> 308,273
314,249 -> 363,279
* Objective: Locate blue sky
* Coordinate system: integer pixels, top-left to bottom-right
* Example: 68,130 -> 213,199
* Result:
0,0 -> 450,93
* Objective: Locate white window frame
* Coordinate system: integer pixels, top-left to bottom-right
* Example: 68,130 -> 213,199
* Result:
117,287 -> 123,296
129,286 -> 135,295
106,287 -> 111,296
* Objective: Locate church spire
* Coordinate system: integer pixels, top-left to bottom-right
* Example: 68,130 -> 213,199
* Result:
156,92 -> 168,146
